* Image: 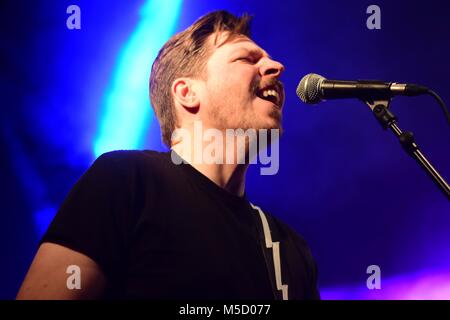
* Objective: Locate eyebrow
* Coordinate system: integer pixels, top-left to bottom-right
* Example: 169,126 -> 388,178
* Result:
235,47 -> 272,59
223,34 -> 273,59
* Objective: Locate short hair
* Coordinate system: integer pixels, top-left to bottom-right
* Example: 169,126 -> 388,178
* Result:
149,10 -> 252,147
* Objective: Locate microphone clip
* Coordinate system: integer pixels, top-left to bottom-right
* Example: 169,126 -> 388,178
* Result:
363,98 -> 396,130
361,97 -> 450,200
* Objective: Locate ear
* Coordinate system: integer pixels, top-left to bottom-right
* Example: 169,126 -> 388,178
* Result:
172,78 -> 200,112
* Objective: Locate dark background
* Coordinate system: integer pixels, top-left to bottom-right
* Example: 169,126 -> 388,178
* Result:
1,0 -> 449,299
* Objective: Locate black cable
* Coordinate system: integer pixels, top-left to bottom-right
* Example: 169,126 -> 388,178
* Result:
426,89 -> 450,125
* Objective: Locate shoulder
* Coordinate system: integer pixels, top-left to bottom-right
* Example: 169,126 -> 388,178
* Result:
71,150 -> 172,194
270,215 -> 309,247
252,204 -> 320,299
253,204 -> 310,249
252,205 -> 316,267
91,150 -> 172,177
95,149 -> 169,167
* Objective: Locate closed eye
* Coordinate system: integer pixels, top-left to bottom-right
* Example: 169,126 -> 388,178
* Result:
236,56 -> 256,64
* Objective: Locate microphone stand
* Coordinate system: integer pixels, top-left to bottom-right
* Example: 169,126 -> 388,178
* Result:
363,98 -> 450,200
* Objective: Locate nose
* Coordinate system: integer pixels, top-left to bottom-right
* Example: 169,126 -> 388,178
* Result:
259,57 -> 285,78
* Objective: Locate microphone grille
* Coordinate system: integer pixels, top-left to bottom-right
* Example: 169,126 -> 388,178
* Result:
296,73 -> 325,104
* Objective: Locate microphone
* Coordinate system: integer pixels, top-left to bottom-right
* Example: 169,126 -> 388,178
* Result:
296,73 -> 429,104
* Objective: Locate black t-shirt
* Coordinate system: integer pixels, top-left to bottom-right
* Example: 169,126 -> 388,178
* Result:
41,150 -> 320,299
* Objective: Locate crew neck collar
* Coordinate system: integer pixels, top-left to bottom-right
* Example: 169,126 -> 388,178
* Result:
167,150 -> 251,209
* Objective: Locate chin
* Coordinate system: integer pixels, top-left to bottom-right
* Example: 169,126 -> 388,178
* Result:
253,118 -> 282,132
262,112 -> 283,130
236,109 -> 282,131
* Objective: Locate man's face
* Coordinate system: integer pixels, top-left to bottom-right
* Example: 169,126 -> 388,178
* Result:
198,32 -> 285,132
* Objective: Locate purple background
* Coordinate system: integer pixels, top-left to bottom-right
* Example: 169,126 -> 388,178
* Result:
1,0 -> 449,299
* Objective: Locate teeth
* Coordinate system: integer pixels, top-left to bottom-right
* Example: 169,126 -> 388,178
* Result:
262,89 -> 279,97
261,89 -> 279,103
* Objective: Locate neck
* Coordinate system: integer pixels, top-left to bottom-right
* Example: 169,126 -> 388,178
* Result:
188,158 -> 248,197
171,127 -> 250,197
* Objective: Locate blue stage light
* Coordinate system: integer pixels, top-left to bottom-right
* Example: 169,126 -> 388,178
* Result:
34,206 -> 57,238
94,0 -> 183,157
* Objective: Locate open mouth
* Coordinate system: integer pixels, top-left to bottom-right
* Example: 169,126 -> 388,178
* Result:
256,84 -> 283,108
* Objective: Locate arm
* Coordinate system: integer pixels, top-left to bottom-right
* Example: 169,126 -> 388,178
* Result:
16,242 -> 106,300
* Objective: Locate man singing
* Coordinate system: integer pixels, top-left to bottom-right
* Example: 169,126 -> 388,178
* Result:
17,10 -> 320,300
